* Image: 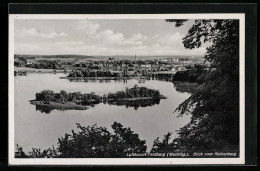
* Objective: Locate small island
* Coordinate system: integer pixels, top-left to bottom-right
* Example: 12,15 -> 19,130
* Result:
30,90 -> 102,111
30,85 -> 166,112
104,84 -> 166,102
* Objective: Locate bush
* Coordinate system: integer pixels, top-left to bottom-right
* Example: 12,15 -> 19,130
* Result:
15,122 -> 147,158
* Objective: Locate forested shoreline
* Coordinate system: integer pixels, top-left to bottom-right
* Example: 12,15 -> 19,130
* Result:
68,69 -> 123,78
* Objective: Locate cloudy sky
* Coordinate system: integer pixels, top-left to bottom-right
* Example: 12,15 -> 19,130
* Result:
14,19 -> 207,56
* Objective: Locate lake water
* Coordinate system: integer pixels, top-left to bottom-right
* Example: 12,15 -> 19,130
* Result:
15,73 -> 191,152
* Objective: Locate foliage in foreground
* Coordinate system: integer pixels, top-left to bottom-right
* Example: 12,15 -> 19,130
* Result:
15,122 -> 147,158
172,64 -> 206,83
157,19 -> 239,151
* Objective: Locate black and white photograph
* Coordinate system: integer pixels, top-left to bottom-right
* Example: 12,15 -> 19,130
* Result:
8,13 -> 245,165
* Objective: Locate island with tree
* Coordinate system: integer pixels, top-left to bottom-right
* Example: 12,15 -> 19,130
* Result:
30,85 -> 166,112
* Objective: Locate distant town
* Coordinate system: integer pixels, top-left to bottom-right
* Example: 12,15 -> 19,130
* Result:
14,54 -> 205,77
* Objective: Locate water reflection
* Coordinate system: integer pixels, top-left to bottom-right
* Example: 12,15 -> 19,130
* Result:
15,73 -> 192,152
107,99 -> 160,110
32,99 -> 161,114
68,77 -> 174,84
68,78 -> 129,83
35,105 -> 54,114
32,78 -> 197,114
148,77 -> 172,82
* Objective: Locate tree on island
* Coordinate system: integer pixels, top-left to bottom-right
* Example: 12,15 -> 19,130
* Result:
68,69 -> 119,78
35,90 -> 102,105
32,85 -> 165,112
154,19 -> 240,151
105,84 -> 162,100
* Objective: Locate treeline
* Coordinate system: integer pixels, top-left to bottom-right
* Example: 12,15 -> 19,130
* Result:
25,60 -> 65,69
35,90 -> 102,106
151,130 -> 238,153
68,69 -> 122,77
34,85 -> 165,105
172,64 -> 206,82
14,58 -> 73,69
15,120 -> 238,158
15,122 -> 147,158
15,54 -> 94,59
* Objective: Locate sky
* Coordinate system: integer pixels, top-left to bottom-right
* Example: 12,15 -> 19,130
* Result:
14,19 -> 207,56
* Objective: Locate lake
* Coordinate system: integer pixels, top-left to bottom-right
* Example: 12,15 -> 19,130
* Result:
15,73 -> 191,152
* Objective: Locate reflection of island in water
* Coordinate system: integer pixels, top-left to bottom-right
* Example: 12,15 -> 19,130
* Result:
32,100 -> 89,114
30,84 -> 166,114
35,105 -> 54,114
106,98 -> 161,110
35,98 -> 162,113
68,79 -> 129,84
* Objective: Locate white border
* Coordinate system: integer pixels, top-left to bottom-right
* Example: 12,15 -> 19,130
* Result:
8,14 -> 245,165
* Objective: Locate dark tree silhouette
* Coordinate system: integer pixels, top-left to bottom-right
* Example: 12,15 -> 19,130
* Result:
166,19 -> 188,27
154,19 -> 240,151
15,122 -> 147,158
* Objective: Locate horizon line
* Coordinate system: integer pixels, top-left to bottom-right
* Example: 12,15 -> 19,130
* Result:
14,54 -> 203,57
